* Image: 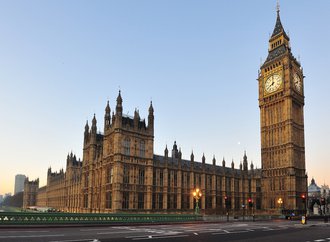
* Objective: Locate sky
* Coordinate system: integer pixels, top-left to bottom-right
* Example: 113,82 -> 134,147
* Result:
0,0 -> 329,195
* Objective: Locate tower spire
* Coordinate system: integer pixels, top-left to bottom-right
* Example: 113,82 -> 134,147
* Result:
276,0 -> 280,15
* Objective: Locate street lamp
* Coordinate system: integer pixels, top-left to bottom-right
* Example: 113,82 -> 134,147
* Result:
277,198 -> 283,215
193,188 -> 202,214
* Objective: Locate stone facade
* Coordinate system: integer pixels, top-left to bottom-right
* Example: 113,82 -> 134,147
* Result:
23,8 -> 307,215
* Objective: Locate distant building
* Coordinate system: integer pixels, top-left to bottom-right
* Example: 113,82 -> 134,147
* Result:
4,193 -> 12,200
308,178 -> 321,198
0,195 -> 3,204
22,178 -> 39,208
14,174 -> 26,195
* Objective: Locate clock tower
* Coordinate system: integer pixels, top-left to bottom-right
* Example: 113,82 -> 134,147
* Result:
258,6 -> 307,213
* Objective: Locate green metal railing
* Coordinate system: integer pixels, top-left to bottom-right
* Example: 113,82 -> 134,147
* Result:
0,212 -> 202,225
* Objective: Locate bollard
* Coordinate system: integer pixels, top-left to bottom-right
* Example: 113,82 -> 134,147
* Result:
301,215 -> 306,225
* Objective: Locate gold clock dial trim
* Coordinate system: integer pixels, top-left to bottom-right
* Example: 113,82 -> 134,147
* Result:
264,73 -> 283,94
293,72 -> 302,92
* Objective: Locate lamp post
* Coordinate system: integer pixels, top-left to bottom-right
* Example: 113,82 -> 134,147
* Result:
277,198 -> 283,216
193,188 -> 202,214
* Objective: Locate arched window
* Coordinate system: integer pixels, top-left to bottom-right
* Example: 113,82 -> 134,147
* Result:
123,138 -> 131,156
140,140 -> 146,158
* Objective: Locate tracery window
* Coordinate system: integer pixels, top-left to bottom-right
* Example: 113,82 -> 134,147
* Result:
123,138 -> 131,156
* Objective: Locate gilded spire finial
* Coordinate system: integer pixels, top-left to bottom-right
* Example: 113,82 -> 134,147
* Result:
276,0 -> 280,14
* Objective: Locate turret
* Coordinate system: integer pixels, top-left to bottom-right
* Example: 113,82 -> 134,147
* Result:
190,150 -> 195,170
148,101 -> 154,133
172,141 -> 178,158
212,155 -> 216,166
202,153 -> 205,164
134,109 -> 140,129
250,161 -> 254,170
178,148 -> 182,169
84,121 -> 89,145
164,145 -> 168,158
91,114 -> 97,144
231,159 -> 235,169
243,151 -> 248,171
222,157 -> 226,167
116,90 -> 123,116
104,100 -> 111,131
66,153 -> 70,166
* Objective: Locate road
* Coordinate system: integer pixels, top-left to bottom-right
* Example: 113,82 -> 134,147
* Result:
0,220 -> 330,242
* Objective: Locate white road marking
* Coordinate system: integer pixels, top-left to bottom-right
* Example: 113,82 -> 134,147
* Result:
97,230 -> 145,235
314,240 -> 326,242
131,235 -> 189,240
125,232 -> 180,239
80,228 -> 113,231
262,227 -> 274,231
193,232 -> 198,235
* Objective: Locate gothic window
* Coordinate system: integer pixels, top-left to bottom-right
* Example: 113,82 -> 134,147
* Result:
173,194 -> 177,209
139,140 -> 145,158
123,165 -> 129,184
158,194 -> 163,209
207,175 -> 212,191
123,138 -> 131,156
159,170 -> 163,186
84,173 -> 89,187
152,193 -> 156,209
138,193 -> 144,209
153,170 -> 156,186
217,176 -> 222,191
225,177 -> 231,192
174,172 -> 177,187
122,192 -> 129,209
138,168 -> 145,185
107,166 -> 113,184
106,191 -> 112,209
83,194 -> 88,208
206,196 -> 212,209
234,179 -> 239,192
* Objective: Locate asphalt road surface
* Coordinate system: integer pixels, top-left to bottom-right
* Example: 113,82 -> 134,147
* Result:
0,220 -> 330,242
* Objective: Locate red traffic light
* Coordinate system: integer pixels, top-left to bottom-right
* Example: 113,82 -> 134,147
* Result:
248,198 -> 252,203
225,196 -> 228,200
301,194 -> 306,199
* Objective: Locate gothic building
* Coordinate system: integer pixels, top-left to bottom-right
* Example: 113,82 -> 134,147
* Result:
23,7 -> 307,215
258,7 -> 307,212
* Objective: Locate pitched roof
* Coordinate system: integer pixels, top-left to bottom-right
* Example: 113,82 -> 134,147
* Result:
271,11 -> 289,40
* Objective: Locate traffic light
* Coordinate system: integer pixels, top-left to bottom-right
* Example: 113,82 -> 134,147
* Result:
225,196 -> 230,209
248,198 -> 253,208
301,194 -> 306,204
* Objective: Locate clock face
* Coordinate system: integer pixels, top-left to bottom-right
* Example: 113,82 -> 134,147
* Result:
264,74 -> 282,94
293,73 -> 302,92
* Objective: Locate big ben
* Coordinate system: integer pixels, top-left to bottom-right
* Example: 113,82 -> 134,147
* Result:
259,6 -> 307,213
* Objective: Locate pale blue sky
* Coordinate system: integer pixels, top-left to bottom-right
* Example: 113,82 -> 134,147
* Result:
0,0 -> 329,194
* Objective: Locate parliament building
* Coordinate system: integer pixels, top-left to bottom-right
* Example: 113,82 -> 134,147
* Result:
23,8 -> 307,215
